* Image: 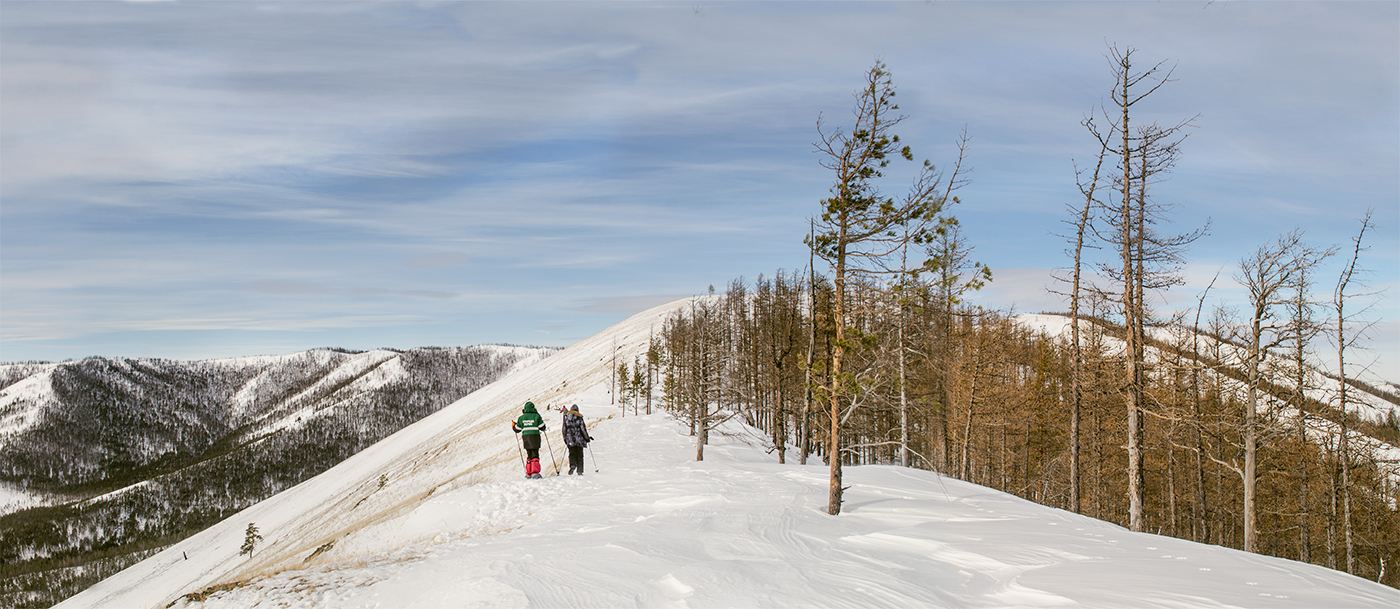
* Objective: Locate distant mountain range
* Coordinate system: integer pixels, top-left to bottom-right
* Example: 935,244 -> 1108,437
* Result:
0,345 -> 555,609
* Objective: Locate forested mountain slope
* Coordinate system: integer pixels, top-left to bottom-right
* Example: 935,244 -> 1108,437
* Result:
0,345 -> 552,609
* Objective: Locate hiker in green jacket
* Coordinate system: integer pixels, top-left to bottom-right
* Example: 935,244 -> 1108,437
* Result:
512,401 -> 546,478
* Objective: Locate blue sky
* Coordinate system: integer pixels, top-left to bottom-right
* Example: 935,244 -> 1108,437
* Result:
2,1 -> 1396,382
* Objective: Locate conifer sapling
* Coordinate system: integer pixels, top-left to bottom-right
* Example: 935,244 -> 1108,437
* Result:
241,522 -> 263,558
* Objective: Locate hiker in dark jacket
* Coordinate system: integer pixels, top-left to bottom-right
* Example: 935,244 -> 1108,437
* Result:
562,404 -> 593,475
512,401 -> 546,478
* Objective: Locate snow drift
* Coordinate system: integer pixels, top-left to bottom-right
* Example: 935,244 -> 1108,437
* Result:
60,300 -> 1398,608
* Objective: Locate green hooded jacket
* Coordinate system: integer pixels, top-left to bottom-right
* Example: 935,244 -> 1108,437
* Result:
513,401 -> 545,435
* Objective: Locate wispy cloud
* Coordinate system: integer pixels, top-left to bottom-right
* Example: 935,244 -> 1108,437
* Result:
570,295 -> 695,315
1,1 -> 1394,379
404,252 -> 471,270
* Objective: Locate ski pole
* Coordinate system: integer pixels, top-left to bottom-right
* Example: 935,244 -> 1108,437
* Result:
513,430 -> 526,472
543,429 -> 561,476
587,444 -> 599,473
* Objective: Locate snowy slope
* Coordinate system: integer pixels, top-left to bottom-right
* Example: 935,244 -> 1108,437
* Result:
58,300 -> 684,609
182,414 -> 1397,609
1015,313 -> 1400,425
0,365 -> 59,438
1016,313 -> 1400,477
62,301 -> 1398,609
0,482 -> 49,515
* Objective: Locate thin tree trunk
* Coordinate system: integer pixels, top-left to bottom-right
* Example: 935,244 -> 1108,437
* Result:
696,408 -> 707,461
1244,310 -> 1262,552
1338,347 -> 1354,574
898,318 -> 910,467
961,349 -> 979,480
1328,450 -> 1339,569
801,222 -> 817,466
828,237 -> 847,515
1068,150 -> 1099,514
1299,407 -> 1312,563
898,234 -> 911,468
1118,65 -> 1145,533
1293,282 -> 1313,564
1130,129 -> 1149,534
1191,279 -> 1214,545
1168,438 -> 1178,538
1334,212 -> 1370,574
1093,405 -> 1104,519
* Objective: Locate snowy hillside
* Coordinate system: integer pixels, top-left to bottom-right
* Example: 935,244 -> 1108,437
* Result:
1014,313 -> 1400,426
1,345 -> 552,609
0,346 -> 547,512
61,300 -> 1398,609
1015,312 -> 1400,476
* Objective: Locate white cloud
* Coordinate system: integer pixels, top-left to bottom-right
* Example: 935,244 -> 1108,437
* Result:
0,0 -> 1392,377
973,267 -> 1065,315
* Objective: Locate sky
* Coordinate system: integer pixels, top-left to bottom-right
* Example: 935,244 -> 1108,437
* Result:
1,1 -> 1396,382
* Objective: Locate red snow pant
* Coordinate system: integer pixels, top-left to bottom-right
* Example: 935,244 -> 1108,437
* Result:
522,433 -> 541,476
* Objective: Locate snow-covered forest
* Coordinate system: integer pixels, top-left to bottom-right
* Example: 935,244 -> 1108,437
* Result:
0,346 -> 551,608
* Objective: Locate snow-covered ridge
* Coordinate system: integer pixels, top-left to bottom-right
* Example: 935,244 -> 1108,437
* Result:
1015,313 -> 1399,427
58,301 -> 679,609
60,300 -> 1398,609
0,368 -> 58,438
0,481 -> 48,515
1,343 -> 557,609
2,345 -> 553,496
1015,312 -> 1400,485
492,344 -> 555,376
1,346 -> 556,451
242,350 -> 404,436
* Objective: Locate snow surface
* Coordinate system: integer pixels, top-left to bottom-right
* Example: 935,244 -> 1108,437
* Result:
61,301 -> 1399,609
0,367 -> 57,438
494,344 -> 556,376
1016,313 -> 1400,426
1016,313 -> 1400,466
0,482 -> 49,515
176,413 -> 1397,609
1017,314 -> 1400,487
0,368 -> 65,516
